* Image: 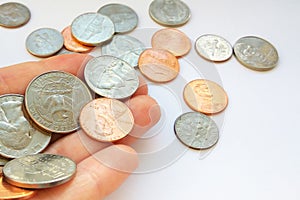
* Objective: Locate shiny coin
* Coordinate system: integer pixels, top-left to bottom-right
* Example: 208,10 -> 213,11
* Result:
3,154 -> 76,189
71,12 -> 115,46
25,71 -> 92,134
0,94 -> 51,159
174,112 -> 219,149
183,79 -> 228,114
151,28 -> 191,57
0,2 -> 31,28
149,0 -> 191,27
84,55 -> 139,99
80,98 -> 134,142
26,28 -> 64,57
138,48 -> 180,83
102,34 -> 146,67
97,3 -> 138,33
195,34 -> 233,62
0,156 -> 9,166
233,36 -> 279,71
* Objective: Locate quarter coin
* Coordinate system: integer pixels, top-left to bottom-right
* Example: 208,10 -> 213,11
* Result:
0,2 -> 31,28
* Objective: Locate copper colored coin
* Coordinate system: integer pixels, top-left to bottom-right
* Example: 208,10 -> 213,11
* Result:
151,28 -> 191,57
183,79 -> 228,114
138,48 -> 180,83
79,98 -> 134,142
62,26 -> 93,53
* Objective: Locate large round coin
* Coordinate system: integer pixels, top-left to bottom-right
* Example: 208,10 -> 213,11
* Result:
3,154 -> 76,189
25,71 -> 92,134
0,2 -> 31,28
84,55 -> 139,99
174,112 -> 219,150
233,36 -> 279,71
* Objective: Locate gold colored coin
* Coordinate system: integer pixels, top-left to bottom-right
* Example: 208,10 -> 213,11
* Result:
183,79 -> 228,114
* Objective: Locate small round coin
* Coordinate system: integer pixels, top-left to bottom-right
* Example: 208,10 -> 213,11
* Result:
183,79 -> 228,114
174,112 -> 219,149
195,34 -> 233,62
233,36 -> 279,71
0,2 -> 31,28
80,98 -> 134,142
3,154 -> 76,189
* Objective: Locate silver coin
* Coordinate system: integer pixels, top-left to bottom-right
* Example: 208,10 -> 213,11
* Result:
0,155 -> 9,166
0,94 -> 51,159
98,3 -> 138,33
26,28 -> 64,57
149,0 -> 191,27
195,34 -> 233,62
233,36 -> 279,71
3,154 -> 76,189
174,112 -> 219,150
25,71 -> 92,134
0,2 -> 31,28
102,34 -> 146,67
84,55 -> 139,99
71,12 -> 115,46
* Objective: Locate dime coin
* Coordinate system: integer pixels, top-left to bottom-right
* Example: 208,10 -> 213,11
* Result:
80,98 -> 134,142
195,34 -> 233,62
151,28 -> 191,57
0,2 -> 31,28
0,156 -> 9,166
174,112 -> 219,149
149,0 -> 191,27
102,34 -> 146,67
97,3 -> 138,33
183,79 -> 228,114
26,28 -> 64,57
138,48 -> 180,83
0,94 -> 51,159
25,71 -> 92,134
71,12 -> 115,46
84,55 -> 139,99
233,36 -> 279,71
3,154 -> 76,189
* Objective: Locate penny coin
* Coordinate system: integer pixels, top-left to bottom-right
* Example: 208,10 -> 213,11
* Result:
0,94 -> 51,159
233,36 -> 279,71
84,55 -> 139,99
80,98 -> 134,142
26,28 -> 64,57
3,154 -> 76,189
138,48 -> 180,83
174,112 -> 219,150
151,28 -> 191,57
0,2 -> 31,28
195,34 -> 233,62
149,0 -> 191,27
0,156 -> 9,166
97,3 -> 138,33
183,79 -> 228,114
71,12 -> 115,46
25,71 -> 92,134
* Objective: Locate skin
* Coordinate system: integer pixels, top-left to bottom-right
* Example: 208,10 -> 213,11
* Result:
0,54 -> 161,200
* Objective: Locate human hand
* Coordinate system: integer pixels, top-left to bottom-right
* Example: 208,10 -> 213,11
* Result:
0,53 -> 161,199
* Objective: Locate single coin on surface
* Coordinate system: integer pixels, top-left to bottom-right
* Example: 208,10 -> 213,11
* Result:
0,2 -> 31,28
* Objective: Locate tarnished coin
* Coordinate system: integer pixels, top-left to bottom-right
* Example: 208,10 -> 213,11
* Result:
138,48 -> 180,82
0,156 -> 9,166
3,154 -> 76,189
0,2 -> 31,28
149,0 -> 191,27
0,94 -> 51,159
80,98 -> 134,142
71,12 -> 115,46
233,36 -> 279,71
25,71 -> 92,134
174,112 -> 219,149
183,79 -> 228,114
84,55 -> 139,99
195,34 -> 233,62
151,28 -> 191,57
102,34 -> 146,67
26,28 -> 64,57
97,3 -> 138,33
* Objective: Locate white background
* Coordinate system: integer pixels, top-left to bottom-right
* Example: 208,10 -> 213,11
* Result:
0,0 -> 300,199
